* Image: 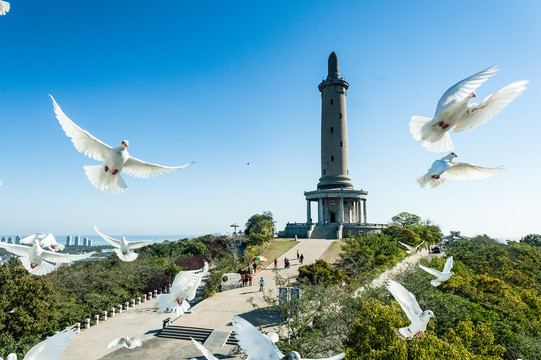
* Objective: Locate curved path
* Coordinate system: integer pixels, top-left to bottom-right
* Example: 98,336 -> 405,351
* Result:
60,239 -> 335,360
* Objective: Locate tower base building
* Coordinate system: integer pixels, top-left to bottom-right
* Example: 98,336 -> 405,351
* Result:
284,52 -> 386,239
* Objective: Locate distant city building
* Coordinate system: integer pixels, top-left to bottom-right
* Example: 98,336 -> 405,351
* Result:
74,235 -> 80,246
66,235 -> 72,246
15,235 -> 21,244
1,237 -> 6,242
284,52 -> 386,239
83,237 -> 88,246
88,238 -> 93,246
7,237 -> 13,244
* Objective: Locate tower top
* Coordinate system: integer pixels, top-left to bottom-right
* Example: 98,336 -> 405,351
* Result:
328,52 -> 340,80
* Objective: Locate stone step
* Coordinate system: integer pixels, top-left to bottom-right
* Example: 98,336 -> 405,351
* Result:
159,325 -> 238,346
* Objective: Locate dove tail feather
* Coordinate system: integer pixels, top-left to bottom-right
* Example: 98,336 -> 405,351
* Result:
417,174 -> 447,189
19,257 -> 56,276
84,165 -> 128,194
114,249 -> 138,262
430,279 -> 442,287
395,327 -> 414,340
409,116 -> 432,142
421,131 -> 453,152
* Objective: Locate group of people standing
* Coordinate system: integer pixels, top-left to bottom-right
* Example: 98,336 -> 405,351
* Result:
272,249 -> 304,270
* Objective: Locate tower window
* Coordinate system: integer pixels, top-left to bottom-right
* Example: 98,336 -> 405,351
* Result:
331,156 -> 334,161
330,99 -> 334,105
339,113 -> 342,119
323,169 -> 326,175
330,127 -> 334,133
340,141 -> 343,147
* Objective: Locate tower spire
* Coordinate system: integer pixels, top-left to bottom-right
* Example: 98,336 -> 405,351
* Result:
328,51 -> 340,80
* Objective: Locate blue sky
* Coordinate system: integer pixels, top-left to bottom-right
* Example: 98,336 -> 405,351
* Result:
1,0 -> 540,239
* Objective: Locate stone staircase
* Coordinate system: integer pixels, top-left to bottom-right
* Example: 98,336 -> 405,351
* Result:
309,224 -> 338,239
159,325 -> 238,346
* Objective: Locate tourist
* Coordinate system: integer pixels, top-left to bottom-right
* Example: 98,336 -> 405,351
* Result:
274,258 -> 278,269
259,277 -> 265,291
252,262 -> 257,273
300,254 -> 304,264
284,257 -> 288,268
241,273 -> 246,287
248,273 -> 253,286
297,249 -> 300,260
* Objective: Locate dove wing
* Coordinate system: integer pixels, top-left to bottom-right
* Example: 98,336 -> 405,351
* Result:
108,337 -> 126,348
24,326 -> 77,360
386,280 -> 423,322
171,270 -> 204,301
93,226 -> 121,248
435,65 -> 499,116
419,264 -> 443,277
233,315 -> 281,360
50,95 -> 111,161
130,337 -> 143,347
123,157 -> 195,179
398,241 -> 413,251
444,162 -> 503,180
191,338 -> 219,360
42,250 -> 95,264
443,256 -> 454,273
303,354 -> 346,360
127,239 -> 154,249
20,234 -> 37,244
0,242 -> 33,257
452,80 -> 528,133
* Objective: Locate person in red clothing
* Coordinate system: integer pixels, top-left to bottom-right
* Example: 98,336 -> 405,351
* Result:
274,258 -> 278,269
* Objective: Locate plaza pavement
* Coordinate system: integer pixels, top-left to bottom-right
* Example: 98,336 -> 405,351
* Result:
60,238 -> 336,360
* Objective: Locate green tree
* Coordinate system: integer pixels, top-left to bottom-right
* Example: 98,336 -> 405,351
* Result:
382,225 -> 422,247
298,260 -> 345,285
410,224 -> 443,245
245,211 -> 275,245
520,234 -> 541,247
391,212 -> 421,228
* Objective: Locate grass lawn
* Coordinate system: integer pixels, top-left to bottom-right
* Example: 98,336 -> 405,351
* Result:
319,240 -> 344,265
255,238 -> 299,271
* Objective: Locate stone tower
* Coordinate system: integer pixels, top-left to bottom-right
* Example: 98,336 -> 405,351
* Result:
284,52 -> 385,239
317,52 -> 353,190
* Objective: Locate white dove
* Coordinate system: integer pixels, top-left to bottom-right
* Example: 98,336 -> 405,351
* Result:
386,280 -> 435,340
419,256 -> 454,287
398,240 -> 425,254
417,152 -> 502,189
0,240 -> 95,275
190,338 -> 219,360
0,1 -> 9,15
107,336 -> 143,349
410,65 -> 528,152
20,233 -> 65,252
50,95 -> 195,194
21,326 -> 77,359
233,315 -> 345,360
158,262 -> 209,317
94,226 -> 153,262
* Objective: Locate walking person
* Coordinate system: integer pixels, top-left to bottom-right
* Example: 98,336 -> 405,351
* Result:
284,257 -> 288,269
297,249 -> 300,260
259,277 -> 265,291
248,273 -> 253,286
241,273 -> 246,287
252,262 -> 257,273
274,258 -> 278,269
300,253 -> 304,264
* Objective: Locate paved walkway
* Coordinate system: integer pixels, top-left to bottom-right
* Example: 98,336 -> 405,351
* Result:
60,239 -> 336,360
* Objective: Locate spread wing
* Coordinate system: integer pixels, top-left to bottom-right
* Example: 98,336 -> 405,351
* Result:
0,242 -> 33,257
50,95 -> 111,161
233,315 -> 281,360
191,338 -> 219,360
42,250 -> 95,264
443,256 -> 454,273
386,280 -> 423,322
20,234 -> 39,244
127,239 -> 154,249
453,80 -> 528,133
108,336 -> 127,348
397,241 -> 413,251
123,157 -> 195,179
419,264 -> 442,277
414,240 -> 425,250
435,65 -> 499,116
444,162 -> 503,180
170,263 -> 208,302
93,226 -> 121,248
129,336 -> 143,347
24,326 -> 77,360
